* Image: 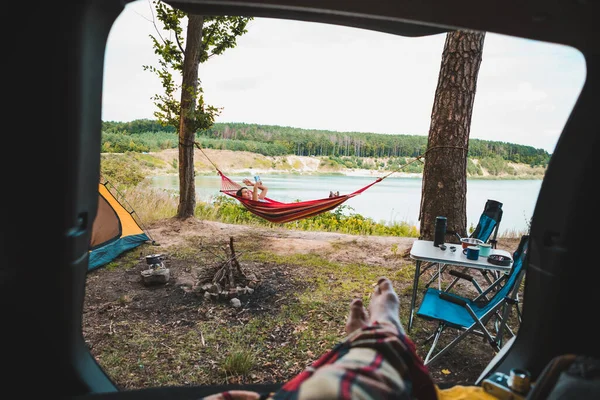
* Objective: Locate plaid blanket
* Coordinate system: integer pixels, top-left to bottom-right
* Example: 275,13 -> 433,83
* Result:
202,321 -> 438,400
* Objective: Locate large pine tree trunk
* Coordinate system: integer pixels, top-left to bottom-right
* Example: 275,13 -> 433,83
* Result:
177,15 -> 204,219
419,31 -> 485,241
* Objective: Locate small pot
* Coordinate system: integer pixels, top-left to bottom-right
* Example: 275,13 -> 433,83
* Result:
461,237 -> 484,249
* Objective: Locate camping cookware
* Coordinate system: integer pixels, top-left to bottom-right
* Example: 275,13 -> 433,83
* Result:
461,237 -> 484,249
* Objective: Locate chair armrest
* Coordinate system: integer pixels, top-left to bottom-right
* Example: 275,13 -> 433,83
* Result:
439,292 -> 468,306
449,269 -> 475,282
445,269 -> 484,294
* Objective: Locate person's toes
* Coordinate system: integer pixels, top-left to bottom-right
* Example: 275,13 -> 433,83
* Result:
371,277 -> 396,300
345,298 -> 368,334
368,277 -> 403,333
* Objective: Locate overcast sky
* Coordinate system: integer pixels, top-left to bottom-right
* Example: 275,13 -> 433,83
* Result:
102,0 -> 586,153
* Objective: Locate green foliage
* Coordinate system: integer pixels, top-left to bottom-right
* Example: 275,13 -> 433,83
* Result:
101,132 -> 150,153
479,155 -> 508,176
102,119 -> 176,134
468,223 -> 475,235
386,157 -> 407,170
198,122 -> 550,166
467,158 -> 483,175
290,205 -> 419,236
102,119 -> 551,167
100,153 -> 147,187
221,348 -> 255,376
142,1 -> 252,134
195,195 -> 260,225
469,138 -> 549,166
196,137 -> 289,156
394,160 -> 424,174
202,122 -> 430,159
101,131 -> 178,153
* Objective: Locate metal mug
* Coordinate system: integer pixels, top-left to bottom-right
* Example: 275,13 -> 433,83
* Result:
463,245 -> 480,260
479,243 -> 492,257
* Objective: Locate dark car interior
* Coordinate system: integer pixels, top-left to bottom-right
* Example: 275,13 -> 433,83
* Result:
7,0 -> 599,398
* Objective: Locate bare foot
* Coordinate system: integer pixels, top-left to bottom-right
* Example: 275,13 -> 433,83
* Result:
368,277 -> 404,335
345,298 -> 368,334
345,277 -> 405,336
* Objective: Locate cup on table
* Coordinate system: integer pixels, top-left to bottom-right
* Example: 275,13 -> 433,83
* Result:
478,243 -> 492,257
463,245 -> 480,260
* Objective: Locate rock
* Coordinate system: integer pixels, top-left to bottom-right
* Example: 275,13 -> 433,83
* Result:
141,268 -> 170,285
175,276 -> 195,288
202,283 -> 221,293
230,298 -> 242,308
180,286 -> 193,294
246,273 -> 258,281
204,291 -> 219,301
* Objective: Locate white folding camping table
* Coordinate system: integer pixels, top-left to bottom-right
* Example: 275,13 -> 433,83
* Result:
407,239 -> 513,332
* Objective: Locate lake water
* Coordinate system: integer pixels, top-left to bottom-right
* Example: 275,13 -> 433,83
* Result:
150,174 -> 541,234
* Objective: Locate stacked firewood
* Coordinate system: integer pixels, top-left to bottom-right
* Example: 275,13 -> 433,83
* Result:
195,237 -> 259,307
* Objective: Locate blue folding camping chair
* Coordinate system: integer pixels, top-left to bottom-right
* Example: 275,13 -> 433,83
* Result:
467,199 -> 504,249
415,234 -> 529,366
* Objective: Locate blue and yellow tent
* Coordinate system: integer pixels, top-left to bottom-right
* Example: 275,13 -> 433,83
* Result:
88,182 -> 150,271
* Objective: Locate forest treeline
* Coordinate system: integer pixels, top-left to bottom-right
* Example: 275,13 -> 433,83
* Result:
102,119 -> 550,167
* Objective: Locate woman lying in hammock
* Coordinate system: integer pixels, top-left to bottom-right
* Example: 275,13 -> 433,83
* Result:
236,178 -> 269,202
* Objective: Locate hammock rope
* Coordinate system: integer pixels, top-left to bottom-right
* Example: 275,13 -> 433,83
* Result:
193,141 -> 462,224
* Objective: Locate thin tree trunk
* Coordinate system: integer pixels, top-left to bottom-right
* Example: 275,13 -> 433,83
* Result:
177,15 -> 204,219
419,31 -> 485,241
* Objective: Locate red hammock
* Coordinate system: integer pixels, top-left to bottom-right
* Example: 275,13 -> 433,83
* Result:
194,141 -> 426,224
218,170 -> 383,224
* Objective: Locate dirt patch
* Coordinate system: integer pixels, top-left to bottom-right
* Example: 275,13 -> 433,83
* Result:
83,218 -> 523,390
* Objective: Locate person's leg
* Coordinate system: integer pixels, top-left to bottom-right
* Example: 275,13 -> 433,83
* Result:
345,277 -> 404,336
281,277 -> 437,400
202,278 -> 437,400
365,277 -> 406,336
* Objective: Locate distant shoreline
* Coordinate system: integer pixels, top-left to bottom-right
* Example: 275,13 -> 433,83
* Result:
192,168 -> 543,180
194,168 -> 423,179
131,148 -> 547,181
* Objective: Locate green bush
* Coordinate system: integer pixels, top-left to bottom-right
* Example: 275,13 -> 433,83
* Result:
101,131 -> 177,153
400,160 -> 424,174
467,159 -> 483,176
222,348 -> 255,376
480,156 -> 508,176
100,153 -> 147,188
